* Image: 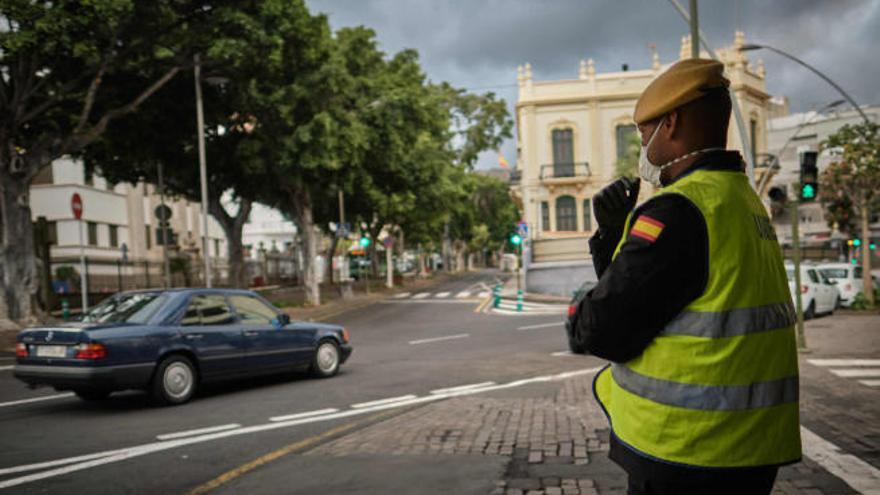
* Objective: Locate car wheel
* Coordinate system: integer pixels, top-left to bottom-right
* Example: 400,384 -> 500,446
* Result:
835,296 -> 842,310
74,389 -> 111,401
151,355 -> 197,406
311,340 -> 340,378
804,301 -> 815,320
567,336 -> 587,355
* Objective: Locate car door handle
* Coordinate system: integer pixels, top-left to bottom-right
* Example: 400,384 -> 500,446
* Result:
243,330 -> 259,337
185,334 -> 203,340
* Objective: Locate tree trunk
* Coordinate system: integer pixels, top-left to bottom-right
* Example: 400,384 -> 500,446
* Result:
290,188 -> 320,306
209,196 -> 252,289
860,193 -> 875,306
442,222 -> 452,272
325,233 -> 339,284
0,172 -> 37,326
368,224 -> 382,278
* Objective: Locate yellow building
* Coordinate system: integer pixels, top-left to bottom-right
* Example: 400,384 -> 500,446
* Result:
512,32 -> 772,272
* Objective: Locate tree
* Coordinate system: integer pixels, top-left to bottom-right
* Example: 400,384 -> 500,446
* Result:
820,121 -> 880,306
615,132 -> 641,179
0,0 -> 228,324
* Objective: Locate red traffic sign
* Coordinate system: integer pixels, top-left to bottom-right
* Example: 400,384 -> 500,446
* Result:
382,236 -> 394,248
71,193 -> 83,220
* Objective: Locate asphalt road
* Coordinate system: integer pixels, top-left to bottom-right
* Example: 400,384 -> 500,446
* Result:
0,271 -> 605,494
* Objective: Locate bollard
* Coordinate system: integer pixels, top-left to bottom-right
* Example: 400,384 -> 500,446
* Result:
493,283 -> 501,308
516,289 -> 523,312
61,299 -> 70,321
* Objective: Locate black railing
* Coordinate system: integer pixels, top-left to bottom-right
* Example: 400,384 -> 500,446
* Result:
540,162 -> 590,180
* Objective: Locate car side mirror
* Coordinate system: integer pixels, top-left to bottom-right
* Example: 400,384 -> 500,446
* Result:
273,313 -> 291,328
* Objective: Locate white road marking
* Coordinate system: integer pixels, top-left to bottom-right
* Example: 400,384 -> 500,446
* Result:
0,367 -> 603,490
392,292 -> 411,299
477,291 -> 490,297
551,351 -> 574,357
517,321 -> 564,331
381,300 -> 476,305
269,408 -> 339,422
0,365 -> 13,371
829,369 -> 880,378
801,426 -> 880,494
0,449 -> 129,476
408,334 -> 470,345
808,359 -> 880,367
858,379 -> 880,387
434,291 -> 450,298
0,393 -> 74,408
156,424 -> 241,441
430,382 -> 495,394
412,292 -> 431,299
455,291 -> 471,298
351,395 -> 419,409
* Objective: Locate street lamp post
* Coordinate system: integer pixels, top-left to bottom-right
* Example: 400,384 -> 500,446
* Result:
739,43 -> 871,124
194,54 -> 212,288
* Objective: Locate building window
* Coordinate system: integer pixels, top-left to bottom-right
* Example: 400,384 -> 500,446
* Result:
541,201 -> 550,231
582,199 -> 592,231
145,225 -> 152,249
47,221 -> 58,245
32,166 -> 53,185
109,225 -> 118,248
87,222 -> 98,246
551,128 -> 574,177
615,124 -> 637,159
555,196 -> 577,231
84,162 -> 94,186
749,118 -> 758,166
214,239 -> 221,257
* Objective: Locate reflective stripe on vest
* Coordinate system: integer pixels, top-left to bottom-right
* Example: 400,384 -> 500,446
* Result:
611,364 -> 799,411
595,168 -> 802,468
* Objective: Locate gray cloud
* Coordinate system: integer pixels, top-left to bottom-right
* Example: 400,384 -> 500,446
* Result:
308,0 -> 880,169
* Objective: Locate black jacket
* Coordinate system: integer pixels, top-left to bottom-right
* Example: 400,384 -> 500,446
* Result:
570,151 -> 778,481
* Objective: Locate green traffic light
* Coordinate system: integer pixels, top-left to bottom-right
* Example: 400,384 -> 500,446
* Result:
359,237 -> 370,247
510,234 -> 522,246
801,183 -> 816,199
853,238 -> 862,247
851,258 -> 858,265
871,243 -> 877,251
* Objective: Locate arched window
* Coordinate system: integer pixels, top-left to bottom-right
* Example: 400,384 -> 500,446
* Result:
555,196 -> 577,231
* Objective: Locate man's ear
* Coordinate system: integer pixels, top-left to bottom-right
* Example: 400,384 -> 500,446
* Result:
664,110 -> 680,140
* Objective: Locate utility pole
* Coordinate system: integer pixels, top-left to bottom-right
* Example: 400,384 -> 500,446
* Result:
158,163 -> 171,288
194,53 -> 212,288
689,0 -> 699,59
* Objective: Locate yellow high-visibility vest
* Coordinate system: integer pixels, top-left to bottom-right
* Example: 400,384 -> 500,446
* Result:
594,168 -> 802,468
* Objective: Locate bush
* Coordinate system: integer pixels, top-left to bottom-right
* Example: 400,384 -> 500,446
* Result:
850,289 -> 880,310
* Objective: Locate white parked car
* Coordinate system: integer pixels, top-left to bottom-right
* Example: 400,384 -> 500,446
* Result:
817,263 -> 873,307
785,263 -> 840,319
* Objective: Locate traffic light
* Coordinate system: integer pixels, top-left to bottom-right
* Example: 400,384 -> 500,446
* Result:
851,258 -> 858,265
853,238 -> 862,247
359,237 -> 370,248
798,151 -> 818,201
510,234 -> 523,246
767,186 -> 787,219
871,243 -> 877,251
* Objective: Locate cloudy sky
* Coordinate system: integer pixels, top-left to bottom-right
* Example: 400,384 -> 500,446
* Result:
306,0 -> 880,169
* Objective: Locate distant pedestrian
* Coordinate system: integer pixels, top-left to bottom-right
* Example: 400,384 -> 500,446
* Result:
569,59 -> 800,495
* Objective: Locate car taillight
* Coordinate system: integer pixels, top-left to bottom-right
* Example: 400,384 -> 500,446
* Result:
568,304 -> 577,317
801,285 -> 809,294
75,343 -> 107,360
15,343 -> 27,358
341,328 -> 350,343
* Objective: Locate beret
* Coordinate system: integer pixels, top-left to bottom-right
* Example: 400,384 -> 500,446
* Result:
633,58 -> 729,124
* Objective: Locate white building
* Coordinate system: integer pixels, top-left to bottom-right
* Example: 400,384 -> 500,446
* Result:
30,158 -> 227,294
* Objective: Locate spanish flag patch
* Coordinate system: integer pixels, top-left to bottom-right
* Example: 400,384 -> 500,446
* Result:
630,215 -> 665,242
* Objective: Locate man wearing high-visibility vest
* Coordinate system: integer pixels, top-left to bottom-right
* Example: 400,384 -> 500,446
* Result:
569,59 -> 801,494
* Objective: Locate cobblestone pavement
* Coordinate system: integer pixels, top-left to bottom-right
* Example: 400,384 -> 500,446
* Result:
308,369 -> 860,494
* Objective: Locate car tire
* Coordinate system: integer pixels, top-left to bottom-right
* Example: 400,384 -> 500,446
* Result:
804,301 -> 816,320
835,296 -> 842,310
311,340 -> 340,378
74,389 -> 111,401
151,355 -> 198,406
567,336 -> 587,355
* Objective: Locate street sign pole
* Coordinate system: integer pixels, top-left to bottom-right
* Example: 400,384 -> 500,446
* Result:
194,54 -> 212,288
71,193 -> 88,313
790,199 -> 808,351
158,163 -> 171,288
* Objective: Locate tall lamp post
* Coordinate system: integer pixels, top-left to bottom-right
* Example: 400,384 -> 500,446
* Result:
739,44 -> 870,124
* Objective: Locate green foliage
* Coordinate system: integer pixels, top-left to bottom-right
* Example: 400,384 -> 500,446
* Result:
819,122 -> 880,235
615,132 -> 641,179
54,265 -> 79,284
850,289 -> 880,310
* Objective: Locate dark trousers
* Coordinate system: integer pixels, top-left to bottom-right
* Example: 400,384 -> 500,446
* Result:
627,467 -> 778,495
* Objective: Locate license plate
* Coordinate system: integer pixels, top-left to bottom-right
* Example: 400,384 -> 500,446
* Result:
35,345 -> 68,358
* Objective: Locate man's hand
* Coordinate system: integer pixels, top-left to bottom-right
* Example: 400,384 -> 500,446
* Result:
594,177 -> 641,239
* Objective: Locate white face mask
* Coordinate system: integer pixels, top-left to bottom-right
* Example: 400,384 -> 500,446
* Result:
638,116 -> 725,188
638,117 -> 666,187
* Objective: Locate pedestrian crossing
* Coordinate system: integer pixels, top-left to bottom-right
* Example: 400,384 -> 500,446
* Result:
389,290 -> 490,301
807,358 -> 880,388
489,298 -> 569,316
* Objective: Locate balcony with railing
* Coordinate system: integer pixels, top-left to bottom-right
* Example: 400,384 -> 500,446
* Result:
539,162 -> 591,185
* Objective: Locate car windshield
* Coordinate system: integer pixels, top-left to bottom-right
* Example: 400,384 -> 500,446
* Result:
820,268 -> 848,279
81,293 -> 168,324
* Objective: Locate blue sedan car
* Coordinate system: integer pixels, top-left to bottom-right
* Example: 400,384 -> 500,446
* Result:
14,289 -> 352,405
